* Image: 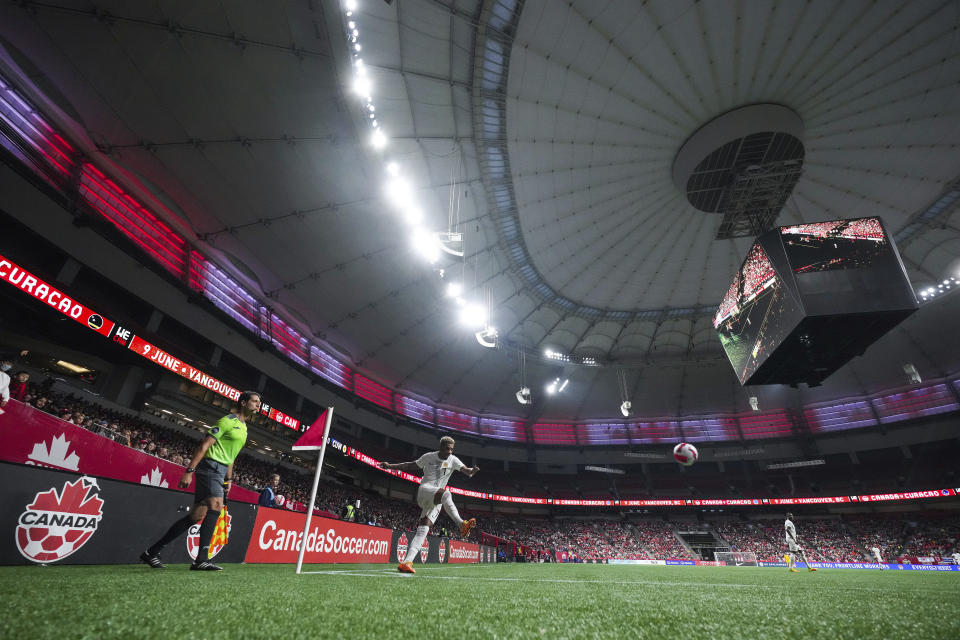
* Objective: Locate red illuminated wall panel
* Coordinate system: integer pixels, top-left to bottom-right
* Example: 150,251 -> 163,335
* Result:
353,374 -> 393,410
532,423 -> 577,446
437,409 -> 477,434
871,383 -> 959,424
738,411 -> 794,440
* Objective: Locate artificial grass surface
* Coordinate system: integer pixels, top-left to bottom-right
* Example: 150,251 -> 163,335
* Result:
1,563 -> 958,639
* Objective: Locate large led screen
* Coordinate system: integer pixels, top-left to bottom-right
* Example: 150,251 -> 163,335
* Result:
713,243 -> 803,384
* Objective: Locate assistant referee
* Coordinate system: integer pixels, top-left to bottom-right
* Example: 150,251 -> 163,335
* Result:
140,390 -> 260,571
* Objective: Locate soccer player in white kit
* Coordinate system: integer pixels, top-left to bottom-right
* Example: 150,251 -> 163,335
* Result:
785,513 -> 817,573
380,436 -> 480,574
871,546 -> 886,569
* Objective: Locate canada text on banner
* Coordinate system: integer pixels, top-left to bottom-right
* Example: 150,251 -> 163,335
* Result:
244,508 -> 392,563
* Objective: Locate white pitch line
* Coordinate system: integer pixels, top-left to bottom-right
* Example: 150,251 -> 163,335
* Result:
296,569 -> 944,593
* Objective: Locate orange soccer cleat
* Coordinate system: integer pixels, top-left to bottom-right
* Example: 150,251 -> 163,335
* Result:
789,568 -> 799,573
809,567 -> 818,572
397,561 -> 416,574
460,518 -> 476,538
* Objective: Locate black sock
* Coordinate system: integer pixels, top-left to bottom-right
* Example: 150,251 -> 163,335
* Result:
147,514 -> 193,555
194,510 -> 220,562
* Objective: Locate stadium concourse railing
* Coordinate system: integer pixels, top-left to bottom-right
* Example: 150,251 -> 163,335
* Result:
2,70 -> 960,449
0,401 -> 495,566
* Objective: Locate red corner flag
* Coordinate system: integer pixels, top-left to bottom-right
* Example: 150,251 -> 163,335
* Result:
292,409 -> 330,451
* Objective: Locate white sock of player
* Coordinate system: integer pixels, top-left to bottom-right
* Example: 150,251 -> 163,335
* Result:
403,525 -> 429,564
440,491 -> 463,527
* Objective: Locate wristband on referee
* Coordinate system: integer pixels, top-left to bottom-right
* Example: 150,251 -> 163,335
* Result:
185,467 -> 196,473
224,477 -> 233,482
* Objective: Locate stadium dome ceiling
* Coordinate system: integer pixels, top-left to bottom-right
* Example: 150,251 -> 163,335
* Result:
1,0 -> 959,422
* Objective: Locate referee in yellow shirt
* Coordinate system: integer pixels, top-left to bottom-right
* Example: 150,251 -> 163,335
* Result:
140,391 -> 260,571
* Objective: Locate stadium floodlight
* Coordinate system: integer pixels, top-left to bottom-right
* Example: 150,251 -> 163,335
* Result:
459,303 -> 486,328
620,400 -> 632,418
386,161 -> 399,176
546,377 -> 567,395
516,387 -> 532,405
903,363 -> 921,384
345,0 -> 357,11
348,21 -> 355,29
446,282 -> 463,298
385,178 -> 415,210
370,129 -> 387,149
411,228 -> 441,263
475,326 -> 498,348
352,73 -> 371,97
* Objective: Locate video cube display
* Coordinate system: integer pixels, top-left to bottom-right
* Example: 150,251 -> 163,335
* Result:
781,218 -> 886,273
779,217 -> 913,315
713,243 -> 803,384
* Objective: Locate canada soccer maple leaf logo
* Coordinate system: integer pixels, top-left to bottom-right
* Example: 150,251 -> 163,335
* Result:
186,510 -> 233,560
438,540 -> 447,563
396,533 -> 408,563
16,477 -> 104,563
419,538 -> 429,563
26,434 -> 80,471
139,466 -> 169,488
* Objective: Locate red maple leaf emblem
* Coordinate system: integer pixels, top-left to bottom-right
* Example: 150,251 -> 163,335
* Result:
28,479 -> 104,516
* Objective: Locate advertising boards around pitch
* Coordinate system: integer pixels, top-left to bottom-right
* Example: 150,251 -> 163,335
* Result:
245,508 -> 392,564
0,461 -> 258,565
387,530 -> 486,565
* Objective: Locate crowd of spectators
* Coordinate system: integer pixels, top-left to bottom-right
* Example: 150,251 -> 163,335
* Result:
714,516 -> 960,563
630,521 -> 693,559
6,371 -> 960,559
479,516 -> 690,560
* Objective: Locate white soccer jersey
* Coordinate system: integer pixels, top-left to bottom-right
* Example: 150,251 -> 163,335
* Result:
416,451 -> 464,490
872,547 -> 883,562
784,519 -> 796,544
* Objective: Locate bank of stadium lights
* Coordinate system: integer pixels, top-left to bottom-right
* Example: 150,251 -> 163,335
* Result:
341,1 -> 496,352
546,377 -> 569,395
919,276 -> 957,301
545,348 -> 600,367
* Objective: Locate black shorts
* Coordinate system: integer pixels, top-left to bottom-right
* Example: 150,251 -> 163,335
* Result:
194,458 -> 228,502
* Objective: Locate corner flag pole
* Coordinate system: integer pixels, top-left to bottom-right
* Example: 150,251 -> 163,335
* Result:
295,406 -> 334,575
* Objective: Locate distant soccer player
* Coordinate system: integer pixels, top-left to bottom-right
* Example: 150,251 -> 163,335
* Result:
871,545 -> 886,569
785,513 -> 817,573
380,436 -> 480,574
140,391 -> 260,571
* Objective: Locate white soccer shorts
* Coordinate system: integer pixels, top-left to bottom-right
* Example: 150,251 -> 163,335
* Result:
417,485 -> 443,522
787,540 -> 800,552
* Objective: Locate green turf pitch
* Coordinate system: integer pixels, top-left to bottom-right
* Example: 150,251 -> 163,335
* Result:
1,563 -> 958,639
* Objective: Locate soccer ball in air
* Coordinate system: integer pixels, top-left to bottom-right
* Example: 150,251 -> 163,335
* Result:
672,442 -> 698,466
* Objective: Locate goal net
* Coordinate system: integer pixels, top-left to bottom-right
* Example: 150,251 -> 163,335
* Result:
714,551 -> 758,566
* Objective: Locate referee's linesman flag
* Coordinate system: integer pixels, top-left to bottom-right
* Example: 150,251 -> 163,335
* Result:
291,410 -> 330,451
